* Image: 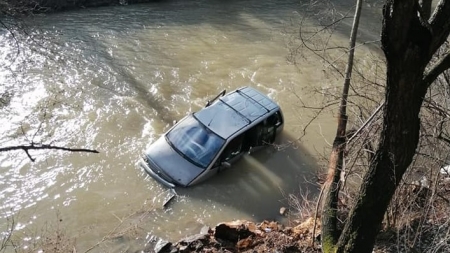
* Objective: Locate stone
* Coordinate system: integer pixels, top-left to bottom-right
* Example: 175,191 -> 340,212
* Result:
200,225 -> 211,235
214,220 -> 256,243
178,233 -> 208,244
178,245 -> 188,252
172,232 -> 210,253
145,235 -> 172,253
155,239 -> 172,253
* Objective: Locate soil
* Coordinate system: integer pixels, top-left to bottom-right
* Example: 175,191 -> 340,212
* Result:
149,219 -> 322,253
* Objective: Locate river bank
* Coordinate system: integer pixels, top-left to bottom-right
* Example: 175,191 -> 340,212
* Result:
146,200 -> 450,253
147,219 -> 321,253
147,178 -> 450,253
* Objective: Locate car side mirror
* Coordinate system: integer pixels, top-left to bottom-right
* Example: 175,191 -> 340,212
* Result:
221,162 -> 231,168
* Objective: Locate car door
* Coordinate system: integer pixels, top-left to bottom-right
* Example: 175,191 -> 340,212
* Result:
262,111 -> 284,143
214,134 -> 245,172
242,111 -> 281,154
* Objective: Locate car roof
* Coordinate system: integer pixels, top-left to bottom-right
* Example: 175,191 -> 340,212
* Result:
194,86 -> 279,139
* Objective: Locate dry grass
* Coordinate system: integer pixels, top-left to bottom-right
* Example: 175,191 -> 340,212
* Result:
283,157 -> 450,253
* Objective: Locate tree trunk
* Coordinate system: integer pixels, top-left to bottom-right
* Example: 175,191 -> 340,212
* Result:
321,0 -> 362,251
335,61 -> 428,253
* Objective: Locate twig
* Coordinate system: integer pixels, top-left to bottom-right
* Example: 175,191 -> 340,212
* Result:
0,19 -> 20,65
347,101 -> 384,144
0,144 -> 99,162
112,213 -> 123,223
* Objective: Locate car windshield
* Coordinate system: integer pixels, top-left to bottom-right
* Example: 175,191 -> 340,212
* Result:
166,115 -> 225,168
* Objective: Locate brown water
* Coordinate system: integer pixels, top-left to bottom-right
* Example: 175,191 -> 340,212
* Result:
0,0 -> 381,251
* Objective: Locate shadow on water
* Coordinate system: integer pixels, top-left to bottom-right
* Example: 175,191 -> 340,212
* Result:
103,129 -> 322,250
102,128 -> 324,251
162,129 -> 320,224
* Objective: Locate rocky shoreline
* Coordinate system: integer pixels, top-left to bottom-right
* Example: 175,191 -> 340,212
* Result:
143,214 -> 450,253
145,219 -> 321,253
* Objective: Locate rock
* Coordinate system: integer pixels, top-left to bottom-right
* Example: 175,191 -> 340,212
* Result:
178,233 -> 208,244
214,220 -> 256,243
171,231 -> 211,252
145,235 -> 172,253
200,225 -> 211,235
154,239 -> 172,253
279,206 -> 287,216
178,245 -> 188,252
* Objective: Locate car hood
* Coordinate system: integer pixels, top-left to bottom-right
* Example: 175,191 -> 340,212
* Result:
144,136 -> 205,186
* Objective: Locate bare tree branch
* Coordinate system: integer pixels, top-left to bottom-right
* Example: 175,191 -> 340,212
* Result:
347,101 -> 384,144
0,144 -> 99,162
423,52 -> 450,87
0,18 -> 20,64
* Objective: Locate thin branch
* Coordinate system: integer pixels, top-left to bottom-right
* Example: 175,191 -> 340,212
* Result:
0,19 -> 20,63
347,101 -> 385,144
0,215 -> 15,251
437,133 -> 450,145
298,101 -> 340,140
0,144 -> 99,162
303,14 -> 352,43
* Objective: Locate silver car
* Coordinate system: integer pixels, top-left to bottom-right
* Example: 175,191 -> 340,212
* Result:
139,86 -> 284,187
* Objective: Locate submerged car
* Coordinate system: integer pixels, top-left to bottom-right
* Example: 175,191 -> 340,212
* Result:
140,86 -> 284,187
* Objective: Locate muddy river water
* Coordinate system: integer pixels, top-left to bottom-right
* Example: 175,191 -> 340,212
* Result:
0,0 -> 381,251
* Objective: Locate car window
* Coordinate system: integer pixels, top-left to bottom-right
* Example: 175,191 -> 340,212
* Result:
261,118 -> 276,144
222,135 -> 244,161
269,111 -> 282,127
241,112 -> 279,148
166,116 -> 225,168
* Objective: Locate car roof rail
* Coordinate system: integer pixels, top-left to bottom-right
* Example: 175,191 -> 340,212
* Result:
236,89 -> 270,113
205,89 -> 226,107
218,99 -> 252,124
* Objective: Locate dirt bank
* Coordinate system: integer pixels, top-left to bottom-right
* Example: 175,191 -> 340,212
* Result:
145,219 -> 321,253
